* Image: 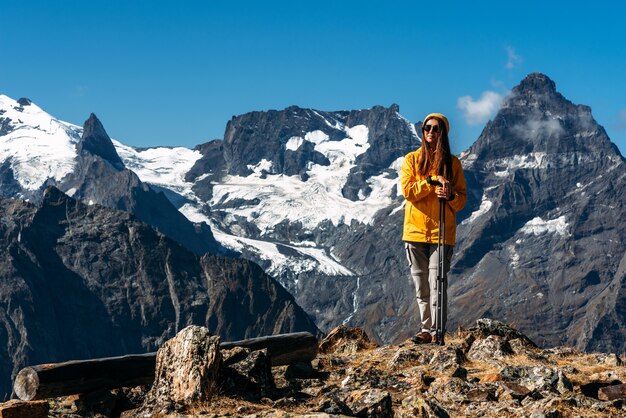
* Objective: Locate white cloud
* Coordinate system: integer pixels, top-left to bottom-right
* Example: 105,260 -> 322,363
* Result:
457,91 -> 504,125
511,119 -> 564,138
505,46 -> 522,70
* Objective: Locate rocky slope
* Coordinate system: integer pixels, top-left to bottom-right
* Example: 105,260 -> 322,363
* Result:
449,73 -> 626,352
0,188 -> 319,399
5,320 -> 626,417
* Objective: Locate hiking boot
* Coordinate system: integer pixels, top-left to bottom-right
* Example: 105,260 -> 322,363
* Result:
410,331 -> 432,344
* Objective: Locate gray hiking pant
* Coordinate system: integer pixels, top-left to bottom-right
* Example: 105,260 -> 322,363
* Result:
405,242 -> 453,335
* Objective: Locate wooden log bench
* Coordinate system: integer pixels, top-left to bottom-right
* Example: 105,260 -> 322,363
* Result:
14,331 -> 318,401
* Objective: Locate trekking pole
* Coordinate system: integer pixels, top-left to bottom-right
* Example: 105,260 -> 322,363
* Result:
428,176 -> 447,345
435,197 -> 446,345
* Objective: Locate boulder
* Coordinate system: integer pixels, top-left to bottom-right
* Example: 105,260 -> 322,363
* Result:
147,325 -> 221,407
500,365 -> 572,394
467,335 -> 514,364
387,347 -> 427,369
319,326 -> 378,354
428,377 -> 470,404
429,345 -> 466,373
593,353 -> 624,367
598,383 -> 626,401
344,388 -> 393,418
0,400 -> 48,418
317,396 -> 353,415
221,347 -> 275,400
496,381 -> 532,401
469,319 -> 537,348
397,395 -> 449,417
466,387 -> 497,402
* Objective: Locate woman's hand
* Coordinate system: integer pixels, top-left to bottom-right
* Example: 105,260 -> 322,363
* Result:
434,176 -> 452,200
432,175 -> 448,187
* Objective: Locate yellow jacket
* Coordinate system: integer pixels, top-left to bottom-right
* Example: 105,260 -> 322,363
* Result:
400,148 -> 467,245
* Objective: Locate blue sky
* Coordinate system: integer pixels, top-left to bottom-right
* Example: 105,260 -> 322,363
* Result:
1,1 -> 625,155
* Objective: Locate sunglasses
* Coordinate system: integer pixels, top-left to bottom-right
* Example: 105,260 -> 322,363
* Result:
423,124 -> 441,133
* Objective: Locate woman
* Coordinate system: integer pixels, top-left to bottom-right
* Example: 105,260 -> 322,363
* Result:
400,113 -> 466,344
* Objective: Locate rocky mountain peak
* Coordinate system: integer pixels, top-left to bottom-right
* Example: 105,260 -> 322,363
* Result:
217,103 -> 415,204
452,74 -> 626,354
515,72 -> 557,95
501,73 -> 572,113
8,97 -> 34,114
16,98 -> 33,107
468,73 -> 619,161
77,113 -> 125,170
42,185 -> 70,206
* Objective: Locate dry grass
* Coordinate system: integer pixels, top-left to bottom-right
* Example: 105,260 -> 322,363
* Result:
186,397 -> 275,416
46,329 -> 625,417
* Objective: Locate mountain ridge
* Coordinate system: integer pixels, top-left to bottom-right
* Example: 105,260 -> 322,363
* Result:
0,186 -> 320,398
0,72 -> 624,356
450,73 -> 626,352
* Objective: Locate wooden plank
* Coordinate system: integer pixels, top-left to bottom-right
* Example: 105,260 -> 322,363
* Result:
13,331 -> 318,400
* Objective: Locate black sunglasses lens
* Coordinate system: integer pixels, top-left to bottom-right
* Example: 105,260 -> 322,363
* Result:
423,125 -> 440,133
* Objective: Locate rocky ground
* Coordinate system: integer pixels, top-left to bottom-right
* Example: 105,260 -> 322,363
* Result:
2,319 -> 625,417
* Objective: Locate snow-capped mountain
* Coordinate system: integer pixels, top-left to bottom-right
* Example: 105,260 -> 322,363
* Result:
178,104 -> 420,337
188,112 -> 405,275
0,96 -> 222,255
0,95 -> 419,341
0,96 -> 82,198
0,96 -> 321,398
450,74 -> 626,352
1,72 -> 625,353
165,76 -> 625,351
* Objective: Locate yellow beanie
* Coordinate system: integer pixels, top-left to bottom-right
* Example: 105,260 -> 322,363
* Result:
423,113 -> 450,134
